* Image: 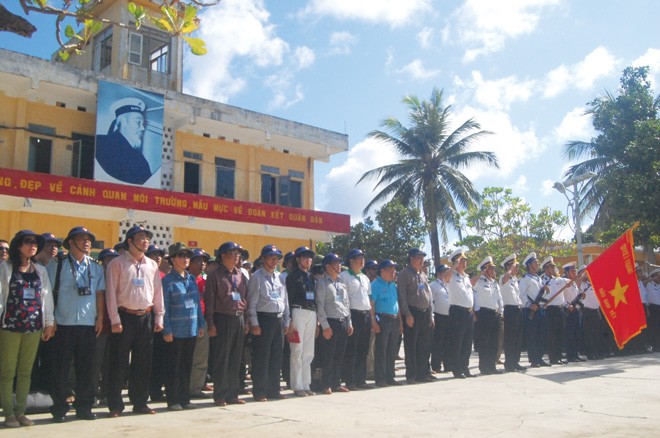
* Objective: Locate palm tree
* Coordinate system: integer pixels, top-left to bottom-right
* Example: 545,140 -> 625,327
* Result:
357,88 -> 499,266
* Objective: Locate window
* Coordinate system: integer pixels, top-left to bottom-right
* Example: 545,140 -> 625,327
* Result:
71,133 -> 95,179
215,158 -> 235,199
150,44 -> 169,73
128,32 -> 143,65
261,174 -> 277,204
184,162 -> 200,194
28,137 -> 52,174
93,26 -> 112,72
290,179 -> 302,208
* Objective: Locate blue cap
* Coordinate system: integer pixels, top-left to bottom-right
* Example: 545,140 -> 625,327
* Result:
41,233 -> 63,247
322,253 -> 342,266
260,244 -> 283,259
346,248 -> 366,259
11,230 -> 46,253
98,248 -> 120,262
218,241 -> 241,255
294,246 -> 315,259
408,248 -> 427,258
145,244 -> 165,257
365,259 -> 378,270
191,248 -> 211,261
125,225 -> 153,241
113,242 -> 124,252
378,259 -> 398,270
64,226 -> 96,250
283,251 -> 295,264
435,263 -> 451,274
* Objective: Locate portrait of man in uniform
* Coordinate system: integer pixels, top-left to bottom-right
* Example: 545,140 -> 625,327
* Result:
94,81 -> 164,187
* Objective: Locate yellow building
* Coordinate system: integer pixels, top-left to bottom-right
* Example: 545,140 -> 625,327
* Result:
0,0 -> 349,257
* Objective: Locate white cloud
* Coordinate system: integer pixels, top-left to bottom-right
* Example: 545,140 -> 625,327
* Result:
329,31 -> 358,55
544,47 -> 619,98
300,0 -> 432,27
294,46 -> 316,69
514,175 -> 529,193
444,0 -> 561,62
464,71 -> 535,110
417,27 -> 434,49
633,48 -> 660,88
320,137 -> 400,222
541,179 -> 555,196
264,72 -> 305,110
184,0 -> 289,102
450,106 -> 543,181
397,59 -> 441,80
553,107 -> 593,143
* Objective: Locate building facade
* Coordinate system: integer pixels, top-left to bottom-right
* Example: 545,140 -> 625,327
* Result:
0,0 -> 349,256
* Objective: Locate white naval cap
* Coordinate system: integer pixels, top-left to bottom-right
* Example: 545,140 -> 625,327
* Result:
562,261 -> 576,270
449,248 -> 468,262
541,256 -> 556,269
577,265 -> 587,274
523,252 -> 537,266
478,256 -> 494,271
111,97 -> 146,118
501,253 -> 518,268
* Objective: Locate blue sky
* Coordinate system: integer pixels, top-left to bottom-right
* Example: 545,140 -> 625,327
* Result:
2,0 -> 659,251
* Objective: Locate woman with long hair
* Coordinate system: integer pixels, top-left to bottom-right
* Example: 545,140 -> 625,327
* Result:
0,230 -> 55,428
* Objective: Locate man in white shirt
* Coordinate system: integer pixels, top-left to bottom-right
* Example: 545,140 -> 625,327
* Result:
542,256 -> 567,365
430,264 -> 451,373
499,254 -> 525,372
447,249 -> 477,379
561,262 -> 585,362
473,256 -> 503,375
518,252 -> 550,367
646,268 -> 660,352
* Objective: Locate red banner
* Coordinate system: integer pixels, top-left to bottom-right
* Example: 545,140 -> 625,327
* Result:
585,225 -> 647,349
0,168 -> 350,233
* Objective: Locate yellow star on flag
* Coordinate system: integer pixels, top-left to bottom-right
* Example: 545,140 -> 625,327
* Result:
609,278 -> 629,308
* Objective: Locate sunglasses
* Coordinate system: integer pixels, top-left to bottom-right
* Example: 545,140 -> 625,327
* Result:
23,239 -> 39,245
0,247 -> 8,252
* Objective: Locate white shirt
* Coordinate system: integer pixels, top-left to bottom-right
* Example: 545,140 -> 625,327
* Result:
499,274 -> 522,306
563,280 -> 580,306
546,277 -> 567,307
647,281 -> 660,305
473,275 -> 502,312
638,280 -> 647,304
518,273 -> 543,308
448,270 -> 474,308
581,281 -> 600,309
430,279 -> 450,316
338,270 -> 372,311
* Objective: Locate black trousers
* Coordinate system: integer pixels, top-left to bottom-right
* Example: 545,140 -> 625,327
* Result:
165,336 -> 197,407
430,313 -> 450,372
546,306 -> 566,362
251,313 -> 284,398
503,305 -> 523,369
448,305 -> 474,375
649,304 -> 660,352
342,309 -> 371,387
149,331 -> 167,400
524,308 -> 547,364
582,308 -> 601,357
319,317 -> 349,390
210,313 -> 244,401
108,311 -> 154,413
402,307 -> 432,381
374,314 -> 399,383
476,308 -> 500,373
564,308 -> 582,359
50,325 -> 96,416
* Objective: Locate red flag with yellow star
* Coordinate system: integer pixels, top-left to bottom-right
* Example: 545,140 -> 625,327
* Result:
585,224 -> 647,349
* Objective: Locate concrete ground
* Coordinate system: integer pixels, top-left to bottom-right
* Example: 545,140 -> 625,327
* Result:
4,352 -> 660,437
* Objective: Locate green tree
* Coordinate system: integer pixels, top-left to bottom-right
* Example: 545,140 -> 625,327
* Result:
563,66 -> 660,254
358,88 -> 499,266
319,199 -> 426,267
1,1 -> 218,59
456,187 -> 570,268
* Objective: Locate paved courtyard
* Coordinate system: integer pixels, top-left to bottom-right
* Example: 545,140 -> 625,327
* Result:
5,353 -> 660,437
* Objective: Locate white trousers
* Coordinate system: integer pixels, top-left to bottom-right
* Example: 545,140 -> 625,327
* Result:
289,308 -> 317,391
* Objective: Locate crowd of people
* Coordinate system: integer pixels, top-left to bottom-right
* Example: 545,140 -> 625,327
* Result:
0,227 -> 659,429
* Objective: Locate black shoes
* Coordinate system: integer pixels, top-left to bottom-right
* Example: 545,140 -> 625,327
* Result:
75,411 -> 97,420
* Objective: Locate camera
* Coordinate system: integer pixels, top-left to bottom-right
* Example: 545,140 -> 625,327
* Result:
78,286 -> 92,296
